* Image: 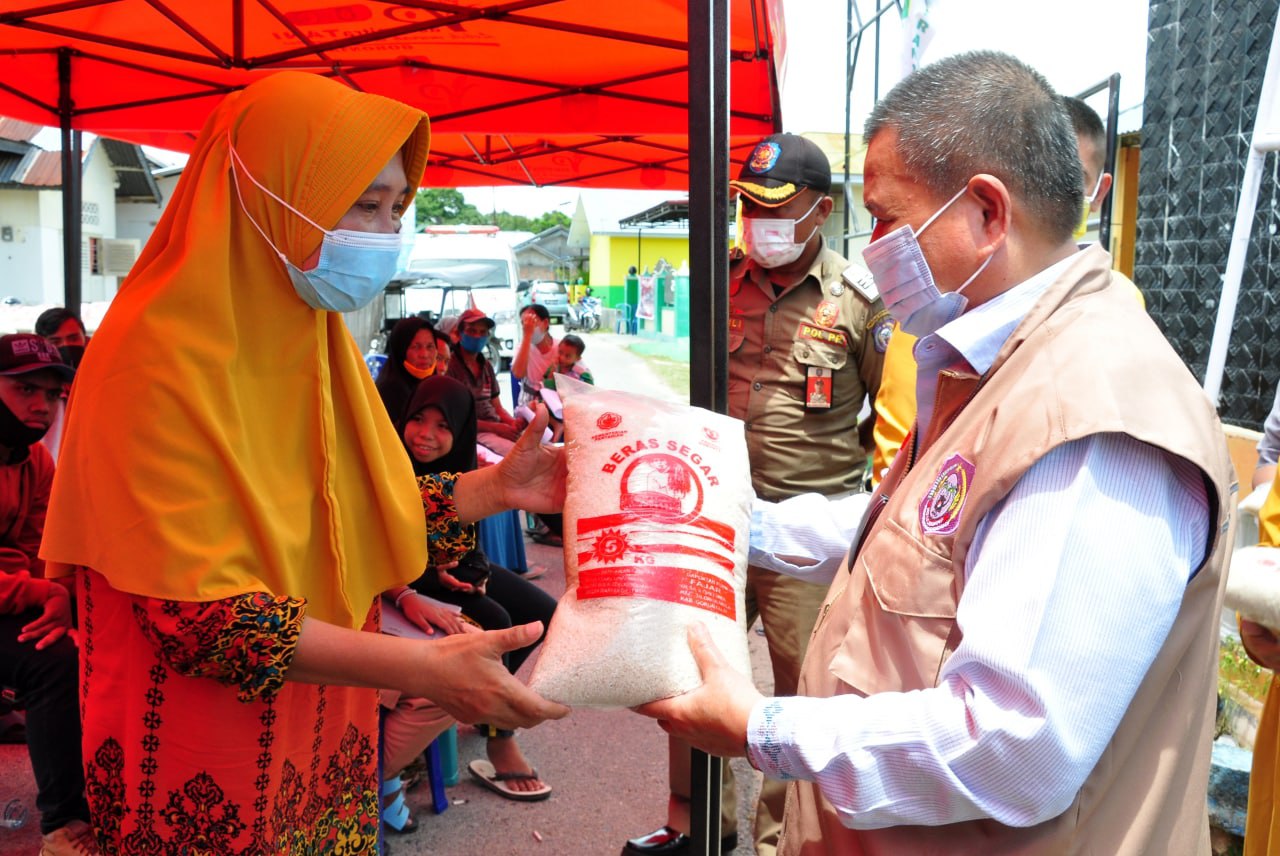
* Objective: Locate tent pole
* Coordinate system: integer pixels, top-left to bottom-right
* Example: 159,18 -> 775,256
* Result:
59,47 -> 82,316
688,0 -> 729,850
688,0 -> 729,414
842,0 -> 853,259
1099,74 -> 1120,253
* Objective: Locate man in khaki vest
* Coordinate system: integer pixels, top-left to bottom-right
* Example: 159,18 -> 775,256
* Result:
639,50 -> 1236,855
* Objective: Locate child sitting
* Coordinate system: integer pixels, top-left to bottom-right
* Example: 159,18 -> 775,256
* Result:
540,334 -> 594,391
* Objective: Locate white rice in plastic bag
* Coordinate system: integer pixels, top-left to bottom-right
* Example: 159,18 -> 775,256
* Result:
528,376 -> 753,708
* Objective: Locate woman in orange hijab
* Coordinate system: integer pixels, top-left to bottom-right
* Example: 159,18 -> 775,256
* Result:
40,72 -> 567,854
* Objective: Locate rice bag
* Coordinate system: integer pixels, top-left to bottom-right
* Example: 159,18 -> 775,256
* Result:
528,376 -> 754,708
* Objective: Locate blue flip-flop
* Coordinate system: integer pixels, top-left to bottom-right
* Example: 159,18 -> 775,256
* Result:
381,776 -> 419,834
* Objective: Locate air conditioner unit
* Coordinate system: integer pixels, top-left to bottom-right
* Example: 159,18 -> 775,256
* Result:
99,238 -> 140,276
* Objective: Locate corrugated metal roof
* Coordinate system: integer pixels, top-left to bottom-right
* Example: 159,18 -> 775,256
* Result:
0,127 -> 162,200
100,138 -> 161,202
0,152 -> 25,185
0,118 -> 42,144
23,150 -> 62,187
0,149 -> 57,188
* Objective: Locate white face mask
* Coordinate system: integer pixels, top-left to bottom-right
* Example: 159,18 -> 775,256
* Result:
861,185 -> 994,337
742,196 -> 823,269
1073,169 -> 1106,239
228,138 -> 403,312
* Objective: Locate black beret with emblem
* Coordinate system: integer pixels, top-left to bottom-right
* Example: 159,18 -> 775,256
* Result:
730,133 -> 832,207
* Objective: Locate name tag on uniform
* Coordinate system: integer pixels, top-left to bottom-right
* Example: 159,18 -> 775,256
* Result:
796,321 -> 849,349
728,312 -> 746,352
805,365 -> 834,410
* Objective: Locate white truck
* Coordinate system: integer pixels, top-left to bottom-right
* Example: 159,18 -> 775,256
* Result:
387,226 -> 521,369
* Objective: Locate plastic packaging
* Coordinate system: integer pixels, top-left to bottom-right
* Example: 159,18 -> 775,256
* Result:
528,376 -> 753,708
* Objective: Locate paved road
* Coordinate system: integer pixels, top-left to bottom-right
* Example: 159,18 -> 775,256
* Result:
0,330 -> 776,856
544,328 -> 687,406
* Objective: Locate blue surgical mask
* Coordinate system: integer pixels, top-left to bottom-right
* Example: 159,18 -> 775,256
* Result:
862,185 -> 994,338
531,328 -> 547,346
460,333 -> 490,354
229,138 -> 401,312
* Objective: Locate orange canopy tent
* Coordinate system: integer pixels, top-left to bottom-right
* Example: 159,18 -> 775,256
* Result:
0,0 -> 780,189
2,5 -> 758,847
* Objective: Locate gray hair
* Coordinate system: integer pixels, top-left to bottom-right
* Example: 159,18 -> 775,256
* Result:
864,51 -> 1083,241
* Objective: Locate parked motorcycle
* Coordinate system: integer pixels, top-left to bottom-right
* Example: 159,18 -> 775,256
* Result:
565,294 -> 602,332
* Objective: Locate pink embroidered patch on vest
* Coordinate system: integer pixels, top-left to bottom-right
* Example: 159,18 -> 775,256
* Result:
919,454 -> 975,535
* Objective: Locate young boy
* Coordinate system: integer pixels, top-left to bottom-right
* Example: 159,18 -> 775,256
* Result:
541,334 -> 594,391
537,335 -> 593,449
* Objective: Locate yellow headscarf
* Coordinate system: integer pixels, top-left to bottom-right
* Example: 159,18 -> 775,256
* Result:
41,72 -> 431,629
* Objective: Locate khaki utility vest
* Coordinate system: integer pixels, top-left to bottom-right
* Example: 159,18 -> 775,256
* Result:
781,245 -> 1236,856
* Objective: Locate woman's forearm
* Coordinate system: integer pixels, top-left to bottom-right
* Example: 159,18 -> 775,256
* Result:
453,466 -> 505,523
289,616 -> 425,689
452,408 -> 565,522
288,615 -> 569,729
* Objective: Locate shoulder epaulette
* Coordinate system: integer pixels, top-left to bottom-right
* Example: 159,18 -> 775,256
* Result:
841,265 -> 878,303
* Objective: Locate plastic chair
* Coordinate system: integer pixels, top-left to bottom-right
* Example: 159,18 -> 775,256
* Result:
614,303 -> 638,335
423,736 -> 450,814
364,353 -> 387,381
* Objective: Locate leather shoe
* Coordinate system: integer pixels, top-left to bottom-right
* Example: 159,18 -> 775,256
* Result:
622,826 -> 738,855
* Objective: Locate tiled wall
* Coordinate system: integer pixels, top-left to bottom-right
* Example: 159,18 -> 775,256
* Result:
1138,0 -> 1279,429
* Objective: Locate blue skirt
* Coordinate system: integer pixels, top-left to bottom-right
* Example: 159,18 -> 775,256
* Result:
477,510 -> 528,574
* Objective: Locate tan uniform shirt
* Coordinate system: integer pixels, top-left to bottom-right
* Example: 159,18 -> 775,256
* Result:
727,242 -> 890,501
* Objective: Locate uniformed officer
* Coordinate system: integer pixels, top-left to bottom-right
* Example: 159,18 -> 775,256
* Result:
624,133 -> 889,856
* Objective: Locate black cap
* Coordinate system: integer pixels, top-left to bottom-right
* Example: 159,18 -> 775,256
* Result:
730,133 -> 832,207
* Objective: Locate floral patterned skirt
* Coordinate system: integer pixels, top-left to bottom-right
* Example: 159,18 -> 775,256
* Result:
79,571 -> 383,855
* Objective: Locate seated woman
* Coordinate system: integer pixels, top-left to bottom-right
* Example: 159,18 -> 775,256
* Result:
376,315 -> 439,423
399,376 -> 559,802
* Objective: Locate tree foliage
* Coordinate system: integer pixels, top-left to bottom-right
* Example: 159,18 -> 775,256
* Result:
415,189 -> 571,234
414,189 -> 484,231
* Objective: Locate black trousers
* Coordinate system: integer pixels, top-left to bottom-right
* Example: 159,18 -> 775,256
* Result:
414,564 -> 557,740
413,564 -> 556,676
0,610 -> 88,834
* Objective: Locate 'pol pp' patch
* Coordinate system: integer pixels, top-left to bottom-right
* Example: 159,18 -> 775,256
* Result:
919,454 -> 975,536
747,142 -> 782,174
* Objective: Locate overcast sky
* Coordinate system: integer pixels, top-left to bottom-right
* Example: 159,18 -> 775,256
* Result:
123,1 -> 1152,219
778,0 -> 1149,136
467,0 -> 1152,218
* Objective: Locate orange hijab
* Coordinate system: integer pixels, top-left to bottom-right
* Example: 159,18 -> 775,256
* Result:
41,72 -> 431,629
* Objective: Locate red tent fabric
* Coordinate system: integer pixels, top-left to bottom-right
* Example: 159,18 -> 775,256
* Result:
0,0 -> 782,189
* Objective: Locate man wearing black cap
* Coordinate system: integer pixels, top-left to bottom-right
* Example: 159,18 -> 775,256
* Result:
0,334 -> 97,854
625,134 -> 888,856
